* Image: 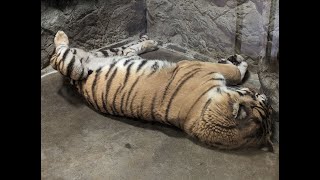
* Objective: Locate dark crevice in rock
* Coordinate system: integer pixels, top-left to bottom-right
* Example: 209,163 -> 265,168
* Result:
265,0 -> 278,62
234,0 -> 245,54
41,0 -> 78,10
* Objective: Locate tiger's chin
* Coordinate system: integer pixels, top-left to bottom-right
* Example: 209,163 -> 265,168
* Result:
185,88 -> 274,152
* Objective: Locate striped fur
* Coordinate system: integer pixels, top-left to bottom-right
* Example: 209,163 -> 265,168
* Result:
51,31 -> 274,152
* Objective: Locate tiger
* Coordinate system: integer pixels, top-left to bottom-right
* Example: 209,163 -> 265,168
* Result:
50,30 -> 274,152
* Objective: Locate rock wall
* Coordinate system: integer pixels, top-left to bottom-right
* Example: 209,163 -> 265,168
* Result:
42,0 -> 278,68
145,0 -> 279,126
146,0 -> 279,61
41,0 -> 147,69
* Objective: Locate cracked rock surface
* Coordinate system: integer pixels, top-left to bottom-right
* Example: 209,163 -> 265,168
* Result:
41,0 -> 147,69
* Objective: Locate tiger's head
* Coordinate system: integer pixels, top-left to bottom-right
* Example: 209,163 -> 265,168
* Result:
191,87 -> 274,152
228,87 -> 274,152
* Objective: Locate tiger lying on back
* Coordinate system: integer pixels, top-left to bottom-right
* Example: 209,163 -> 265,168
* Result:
50,31 -> 274,152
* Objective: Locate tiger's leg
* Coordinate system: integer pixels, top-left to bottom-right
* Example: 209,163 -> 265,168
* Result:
123,38 -> 158,56
93,35 -> 158,57
217,54 -> 248,83
52,31 -> 89,80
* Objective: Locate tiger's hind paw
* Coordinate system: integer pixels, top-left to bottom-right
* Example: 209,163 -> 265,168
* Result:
54,30 -> 69,47
139,34 -> 149,42
142,40 -> 159,52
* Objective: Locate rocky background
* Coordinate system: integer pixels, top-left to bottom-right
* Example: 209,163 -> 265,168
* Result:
41,0 -> 279,133
41,0 -> 147,69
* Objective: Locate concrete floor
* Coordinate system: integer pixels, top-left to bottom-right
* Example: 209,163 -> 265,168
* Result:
41,47 -> 278,179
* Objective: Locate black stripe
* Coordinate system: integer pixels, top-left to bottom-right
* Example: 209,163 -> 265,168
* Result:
72,49 -> 77,54
129,92 -> 138,118
111,85 -> 122,115
216,87 -> 221,94
101,62 -> 118,112
122,62 -> 134,87
251,105 -> 265,112
125,76 -> 141,112
56,55 -> 64,70
105,68 -> 118,115
117,62 -> 135,108
175,68 -> 201,84
200,99 -> 212,118
54,56 -> 60,68
110,48 -> 119,52
123,58 -> 133,66
60,58 -> 65,74
236,91 -> 244,96
101,92 -> 108,113
57,48 -> 70,68
201,72 -> 215,78
259,101 -> 267,110
104,61 -> 117,80
136,60 -> 147,72
147,62 -> 160,77
49,48 -> 56,63
161,66 -> 180,103
151,62 -> 159,71
61,48 -> 70,62
250,94 -> 257,100
100,50 -> 110,57
164,69 -> 201,122
150,93 -> 157,121
85,90 -> 95,107
66,56 -> 76,77
91,67 -> 102,110
79,57 -> 83,63
119,91 -> 127,115
78,68 -> 85,80
212,78 -> 224,81
161,64 -> 200,103
214,123 -> 237,130
137,96 -> 145,119
79,81 -> 84,95
255,108 -> 266,119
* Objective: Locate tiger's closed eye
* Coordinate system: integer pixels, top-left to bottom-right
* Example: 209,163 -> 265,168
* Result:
233,103 -> 247,119
236,104 -> 247,120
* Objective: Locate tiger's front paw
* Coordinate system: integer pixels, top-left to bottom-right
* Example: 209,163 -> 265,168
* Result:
142,40 -> 159,52
218,58 -> 229,64
226,54 -> 244,66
